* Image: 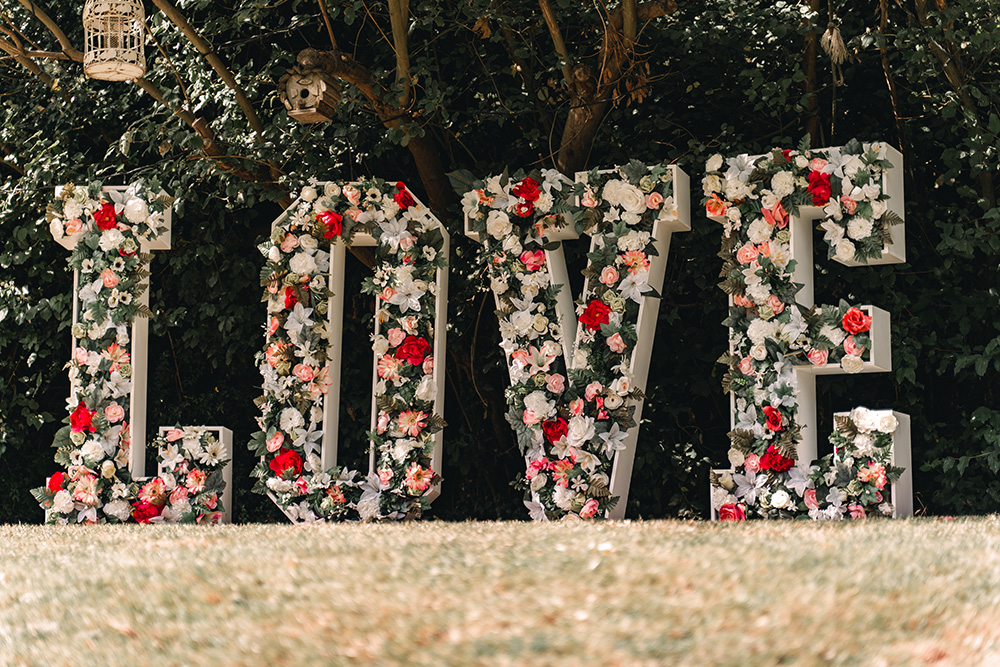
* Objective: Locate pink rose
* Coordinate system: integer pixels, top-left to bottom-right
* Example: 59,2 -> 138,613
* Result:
744,453 -> 761,473
387,327 -> 406,347
100,269 -> 118,289
422,355 -> 434,376
74,347 -> 89,365
546,374 -> 565,393
762,202 -> 789,228
739,357 -> 755,376
580,498 -> 600,519
585,382 -> 603,402
377,469 -> 393,485
807,349 -> 828,366
844,335 -> 865,356
718,503 -> 746,521
380,286 -> 397,302
401,316 -> 420,334
736,243 -> 758,264
840,195 -> 857,215
804,488 -> 819,510
600,266 -> 620,286
280,234 -> 299,253
268,316 -> 281,336
343,184 -> 361,206
581,191 -> 598,208
104,403 -> 125,424
267,431 -> 285,452
606,333 -> 627,353
65,218 -> 83,234
376,412 -> 391,434
848,503 -> 866,519
646,192 -> 664,209
767,294 -> 785,315
166,429 -> 183,442
569,398 -> 584,416
520,250 -> 546,272
510,349 -> 529,366
522,410 -> 541,425
293,363 -> 315,383
170,485 -> 190,504
808,157 -> 828,172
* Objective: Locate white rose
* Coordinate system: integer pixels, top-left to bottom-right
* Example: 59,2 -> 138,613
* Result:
719,472 -> 735,491
702,174 -> 723,196
727,208 -> 742,224
847,218 -> 874,240
795,156 -> 809,169
491,276 -> 509,294
268,246 -> 282,262
862,183 -> 881,200
50,219 -> 65,240
840,354 -> 864,374
834,239 -> 856,262
299,235 -> 318,250
80,440 -> 104,463
415,375 -> 437,402
300,186 -> 318,202
100,460 -> 117,479
566,415 -> 596,448
610,376 -> 632,395
324,183 -> 341,197
872,200 -> 888,219
770,489 -> 791,509
502,235 -> 522,256
372,335 -> 390,355
52,490 -> 75,514
486,210 -> 513,240
604,393 -> 623,410
724,447 -> 746,472
706,154 -> 724,172
289,252 -> 317,275
750,343 -> 768,361
123,198 -> 149,223
523,390 -> 555,420
878,413 -> 898,434
618,184 -> 647,215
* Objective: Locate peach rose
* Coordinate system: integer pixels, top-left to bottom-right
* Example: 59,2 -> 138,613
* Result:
840,195 -> 857,215
744,453 -> 761,473
844,335 -> 865,356
804,488 -> 819,510
739,357 -> 755,375
65,218 -> 83,235
585,382 -> 603,401
581,191 -> 598,208
569,398 -> 585,416
100,269 -> 118,289
808,158 -> 828,172
600,266 -> 620,286
280,234 -> 299,253
807,349 -> 828,366
546,373 -> 565,393
387,327 -> 406,347
736,243 -> 758,264
266,431 -> 284,452
293,363 -> 315,382
767,294 -> 785,315
166,429 -> 183,442
104,403 -> 125,423
580,498 -> 600,519
646,192 -> 664,209
606,332 -> 627,353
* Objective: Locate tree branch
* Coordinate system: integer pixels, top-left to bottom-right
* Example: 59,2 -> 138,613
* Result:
623,0 -> 638,44
149,0 -> 265,137
538,0 -> 574,88
0,36 -> 68,99
386,0 -> 412,108
15,0 -> 82,61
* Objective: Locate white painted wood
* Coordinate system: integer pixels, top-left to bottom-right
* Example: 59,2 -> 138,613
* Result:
465,165 -> 691,519
157,426 -> 234,524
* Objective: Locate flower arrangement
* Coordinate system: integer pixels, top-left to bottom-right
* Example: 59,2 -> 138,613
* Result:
32,181 -> 171,524
712,408 -> 904,520
462,161 -> 679,520
132,427 -> 229,524
248,180 -> 447,522
705,138 -> 898,518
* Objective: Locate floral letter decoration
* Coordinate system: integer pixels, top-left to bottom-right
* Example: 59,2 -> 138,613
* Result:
705,138 -> 908,520
32,181 -> 175,523
463,161 -> 690,520
249,180 -> 449,523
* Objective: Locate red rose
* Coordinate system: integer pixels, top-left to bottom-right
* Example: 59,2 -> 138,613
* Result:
284,286 -> 298,310
394,182 -> 415,210
132,501 -> 163,524
780,149 -> 792,162
513,200 -> 534,218
47,472 -> 66,493
395,335 -> 430,365
759,444 -> 794,472
807,171 -> 832,206
719,503 -> 746,521
841,307 -> 872,335
70,401 -> 97,433
269,447 -> 303,479
93,202 -> 118,230
762,405 -> 784,432
317,210 -> 343,239
579,300 -> 611,332
512,177 -> 541,202
541,418 -> 568,445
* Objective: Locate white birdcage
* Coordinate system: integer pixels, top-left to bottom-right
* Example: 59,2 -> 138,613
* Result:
82,0 -> 146,81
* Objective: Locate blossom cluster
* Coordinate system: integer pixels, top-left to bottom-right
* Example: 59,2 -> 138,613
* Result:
131,427 -> 229,524
462,162 -> 678,520
249,180 -> 446,522
32,182 -> 171,523
713,408 -> 903,520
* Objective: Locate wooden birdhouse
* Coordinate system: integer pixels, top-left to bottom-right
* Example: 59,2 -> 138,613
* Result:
82,0 -> 146,81
279,67 -> 342,123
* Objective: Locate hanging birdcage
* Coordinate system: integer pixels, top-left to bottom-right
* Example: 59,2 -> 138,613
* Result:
82,0 -> 146,81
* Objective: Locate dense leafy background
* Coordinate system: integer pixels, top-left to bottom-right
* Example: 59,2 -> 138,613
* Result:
2,0 -> 998,522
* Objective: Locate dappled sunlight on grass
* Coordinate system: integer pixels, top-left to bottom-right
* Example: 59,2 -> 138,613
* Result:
2,519 -> 1000,665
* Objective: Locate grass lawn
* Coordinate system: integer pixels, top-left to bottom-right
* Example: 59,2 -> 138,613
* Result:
2,518 -> 1000,666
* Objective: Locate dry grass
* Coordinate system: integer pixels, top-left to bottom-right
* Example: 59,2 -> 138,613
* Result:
2,518 -> 1000,666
